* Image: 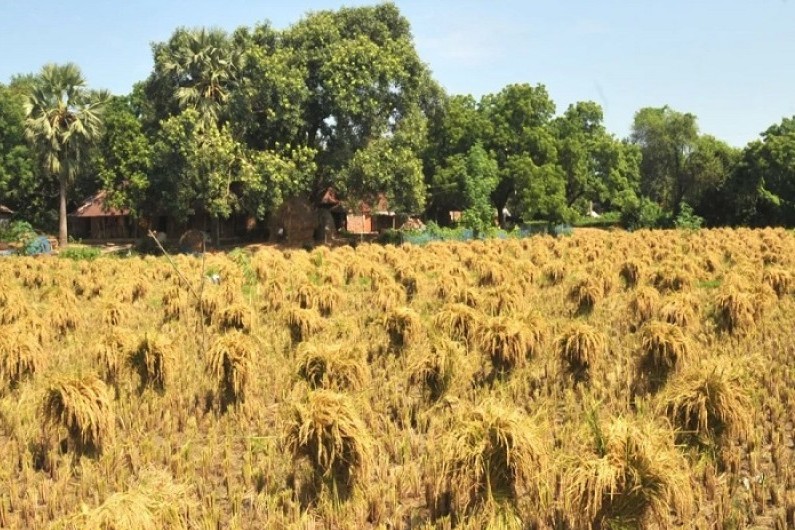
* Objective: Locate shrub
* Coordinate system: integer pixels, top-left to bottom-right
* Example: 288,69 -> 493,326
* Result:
59,245 -> 102,261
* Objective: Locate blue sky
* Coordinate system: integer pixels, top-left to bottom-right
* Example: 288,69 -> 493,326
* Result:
1,1 -> 793,147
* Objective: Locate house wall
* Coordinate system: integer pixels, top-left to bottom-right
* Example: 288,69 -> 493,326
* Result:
346,214 -> 373,234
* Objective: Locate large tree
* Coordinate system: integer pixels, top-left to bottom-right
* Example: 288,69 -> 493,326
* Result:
24,63 -> 108,246
0,82 -> 36,216
553,101 -> 641,214
480,83 -> 559,225
96,97 -> 153,217
630,106 -> 698,211
725,117 -> 795,226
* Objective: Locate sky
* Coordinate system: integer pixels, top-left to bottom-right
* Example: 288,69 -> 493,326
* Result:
1,0 -> 794,147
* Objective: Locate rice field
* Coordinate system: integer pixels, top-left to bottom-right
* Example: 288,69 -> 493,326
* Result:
1,227 -> 794,529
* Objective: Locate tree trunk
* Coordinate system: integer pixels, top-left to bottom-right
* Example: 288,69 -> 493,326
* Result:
212,216 -> 220,248
59,175 -> 68,248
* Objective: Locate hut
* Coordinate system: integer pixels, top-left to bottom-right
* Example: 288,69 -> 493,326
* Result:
69,192 -> 137,240
0,205 -> 13,228
318,188 -> 396,235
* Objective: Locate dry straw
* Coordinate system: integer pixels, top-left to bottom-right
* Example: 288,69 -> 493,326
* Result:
129,332 -> 176,392
284,390 -> 375,494
0,325 -> 44,390
40,374 -> 115,456
383,306 -> 423,351
433,400 -> 549,520
296,342 -> 369,391
474,316 -> 545,375
563,416 -> 693,529
408,338 -> 464,401
658,361 -> 752,447
557,323 -> 607,381
207,330 -> 256,408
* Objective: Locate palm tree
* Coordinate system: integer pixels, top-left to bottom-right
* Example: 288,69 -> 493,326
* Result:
24,63 -> 108,247
157,28 -> 239,127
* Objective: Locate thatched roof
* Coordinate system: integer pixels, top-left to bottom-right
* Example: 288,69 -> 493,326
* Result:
71,191 -> 129,218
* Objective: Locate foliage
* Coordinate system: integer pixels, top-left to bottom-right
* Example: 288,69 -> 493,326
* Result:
673,201 -> 704,230
59,245 -> 102,261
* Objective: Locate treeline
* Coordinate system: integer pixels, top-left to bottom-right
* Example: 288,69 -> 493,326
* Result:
0,3 -> 793,245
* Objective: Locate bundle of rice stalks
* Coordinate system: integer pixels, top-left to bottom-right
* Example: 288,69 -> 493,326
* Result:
0,326 -> 44,390
214,302 -> 256,333
343,259 -> 374,285
480,286 -> 521,316
474,316 -> 544,375
296,342 -> 369,391
763,267 -> 792,297
451,286 -> 482,309
129,333 -> 175,392
48,303 -> 80,337
628,286 -> 660,325
658,362 -> 752,447
374,281 -> 407,312
433,303 -> 480,345
434,275 -> 467,302
569,276 -> 604,315
651,265 -> 694,293
563,416 -> 693,529
40,374 -> 115,456
713,288 -> 757,335
286,307 -> 324,344
543,261 -> 567,286
207,330 -> 256,409
93,329 -> 133,386
64,468 -> 196,530
161,290 -> 189,322
636,321 -> 690,393
383,307 -> 423,351
619,260 -> 643,288
73,276 -> 103,299
99,300 -> 128,327
284,390 -> 374,495
658,293 -> 698,329
477,263 -> 509,287
408,338 -> 464,401
557,324 -> 606,382
0,289 -> 29,325
260,279 -> 286,312
294,284 -> 341,317
433,400 -> 549,520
